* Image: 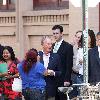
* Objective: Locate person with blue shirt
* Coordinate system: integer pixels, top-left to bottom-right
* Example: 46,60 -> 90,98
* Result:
18,48 -> 48,100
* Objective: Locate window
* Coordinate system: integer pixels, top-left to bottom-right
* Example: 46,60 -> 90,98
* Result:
33,0 -> 69,10
58,0 -> 69,8
0,0 -> 15,11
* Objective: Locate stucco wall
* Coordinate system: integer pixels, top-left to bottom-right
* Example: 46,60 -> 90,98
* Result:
0,0 -> 99,59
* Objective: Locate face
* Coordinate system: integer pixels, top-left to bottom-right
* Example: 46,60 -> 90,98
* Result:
42,38 -> 52,54
75,32 -> 82,43
3,49 -> 11,60
88,35 -> 91,47
52,29 -> 63,42
96,35 -> 100,46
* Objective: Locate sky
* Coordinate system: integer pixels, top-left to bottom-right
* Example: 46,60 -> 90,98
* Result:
70,0 -> 100,7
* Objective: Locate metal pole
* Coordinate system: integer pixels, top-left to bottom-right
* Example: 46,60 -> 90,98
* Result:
82,0 -> 88,83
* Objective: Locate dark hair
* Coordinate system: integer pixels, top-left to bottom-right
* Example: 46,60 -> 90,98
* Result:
88,29 -> 96,48
3,46 -> 19,65
30,48 -> 38,56
0,45 -> 4,61
3,46 -> 16,61
78,34 -> 83,48
52,25 -> 63,33
23,49 -> 38,74
76,30 -> 82,34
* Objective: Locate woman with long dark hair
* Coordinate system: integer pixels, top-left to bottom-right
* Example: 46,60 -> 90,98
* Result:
88,29 -> 96,48
71,34 -> 83,99
18,48 -> 48,100
0,46 -> 22,100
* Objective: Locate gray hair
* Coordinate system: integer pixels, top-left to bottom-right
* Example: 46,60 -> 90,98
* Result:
41,35 -> 51,45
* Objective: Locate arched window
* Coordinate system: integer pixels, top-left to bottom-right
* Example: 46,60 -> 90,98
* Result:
0,0 -> 15,11
33,0 -> 69,10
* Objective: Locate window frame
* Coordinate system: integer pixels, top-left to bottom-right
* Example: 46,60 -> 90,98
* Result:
33,0 -> 69,10
0,0 -> 15,11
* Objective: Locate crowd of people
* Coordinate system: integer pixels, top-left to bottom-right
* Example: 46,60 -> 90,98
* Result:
0,25 -> 99,100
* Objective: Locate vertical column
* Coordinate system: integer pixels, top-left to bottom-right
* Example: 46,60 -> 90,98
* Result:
82,0 -> 88,83
16,0 -> 25,60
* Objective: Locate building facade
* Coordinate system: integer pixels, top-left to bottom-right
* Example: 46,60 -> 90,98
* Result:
0,0 -> 99,59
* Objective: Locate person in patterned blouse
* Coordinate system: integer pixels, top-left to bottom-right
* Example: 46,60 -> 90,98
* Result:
0,46 -> 22,100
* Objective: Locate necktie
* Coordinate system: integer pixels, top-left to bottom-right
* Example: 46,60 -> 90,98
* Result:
53,43 -> 58,53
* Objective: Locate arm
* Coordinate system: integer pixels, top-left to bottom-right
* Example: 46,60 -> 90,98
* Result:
5,73 -> 20,79
64,44 -> 73,85
72,46 -> 79,73
43,70 -> 48,76
88,50 -> 91,83
47,54 -> 62,77
5,62 -> 19,79
54,54 -> 62,77
0,72 -> 8,77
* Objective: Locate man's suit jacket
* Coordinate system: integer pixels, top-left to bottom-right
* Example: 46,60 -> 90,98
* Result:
38,51 -> 61,97
88,46 -> 100,83
52,40 -> 73,85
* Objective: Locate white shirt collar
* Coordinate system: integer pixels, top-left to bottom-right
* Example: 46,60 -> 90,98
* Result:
42,50 -> 50,56
55,39 -> 63,46
43,52 -> 50,56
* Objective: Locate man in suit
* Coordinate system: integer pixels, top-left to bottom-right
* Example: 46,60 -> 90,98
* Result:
88,32 -> 100,84
52,25 -> 73,100
38,36 -> 62,100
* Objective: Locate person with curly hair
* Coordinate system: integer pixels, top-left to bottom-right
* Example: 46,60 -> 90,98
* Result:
0,46 -> 22,100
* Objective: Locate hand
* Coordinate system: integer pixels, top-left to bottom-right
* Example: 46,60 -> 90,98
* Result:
64,81 -> 70,86
72,67 -> 79,73
47,69 -> 55,76
5,75 -> 11,79
0,72 -> 9,77
79,59 -> 83,65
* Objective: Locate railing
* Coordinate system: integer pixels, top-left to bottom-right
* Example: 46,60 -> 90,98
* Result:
0,12 -> 16,26
0,9 -> 69,26
0,16 -> 15,23
23,10 -> 69,25
23,14 -> 68,25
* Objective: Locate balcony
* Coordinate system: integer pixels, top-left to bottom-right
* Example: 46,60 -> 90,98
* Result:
23,9 -> 69,26
0,12 -> 15,26
0,9 -> 69,36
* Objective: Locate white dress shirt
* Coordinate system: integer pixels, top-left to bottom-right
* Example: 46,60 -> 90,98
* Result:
43,53 -> 55,76
76,48 -> 83,75
98,46 -> 100,58
43,53 -> 50,69
53,39 -> 63,53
